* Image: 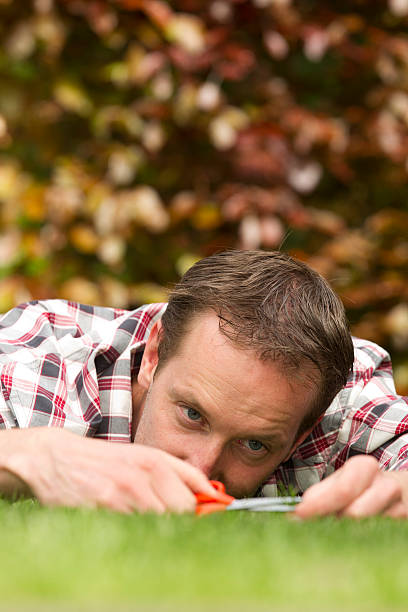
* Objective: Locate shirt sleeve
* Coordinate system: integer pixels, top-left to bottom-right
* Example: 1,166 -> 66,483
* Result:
332,338 -> 408,472
0,299 -> 129,435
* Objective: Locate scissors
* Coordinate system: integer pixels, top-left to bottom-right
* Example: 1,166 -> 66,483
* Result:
195,480 -> 302,516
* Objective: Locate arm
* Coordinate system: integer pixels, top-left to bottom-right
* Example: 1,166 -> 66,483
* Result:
0,427 -> 224,512
296,454 -> 408,518
296,338 -> 408,519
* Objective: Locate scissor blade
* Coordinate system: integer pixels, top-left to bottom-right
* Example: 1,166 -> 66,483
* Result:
227,496 -> 301,512
242,503 -> 298,512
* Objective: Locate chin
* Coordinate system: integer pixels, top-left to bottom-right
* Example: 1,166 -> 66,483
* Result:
226,484 -> 259,499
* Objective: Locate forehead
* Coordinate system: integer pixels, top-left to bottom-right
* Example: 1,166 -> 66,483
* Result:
160,311 -> 315,438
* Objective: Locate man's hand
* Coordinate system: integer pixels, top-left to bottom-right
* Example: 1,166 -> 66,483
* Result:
295,455 -> 408,519
0,428 -> 223,514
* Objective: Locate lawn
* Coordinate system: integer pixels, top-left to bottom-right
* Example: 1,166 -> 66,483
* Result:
1,498 -> 407,612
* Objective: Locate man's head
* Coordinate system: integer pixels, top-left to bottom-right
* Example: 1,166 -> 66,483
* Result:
159,249 -> 353,436
134,250 -> 354,496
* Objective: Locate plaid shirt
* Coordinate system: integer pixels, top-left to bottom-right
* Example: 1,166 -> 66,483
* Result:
0,300 -> 407,495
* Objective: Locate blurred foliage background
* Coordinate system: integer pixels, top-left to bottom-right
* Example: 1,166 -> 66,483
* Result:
0,0 -> 407,392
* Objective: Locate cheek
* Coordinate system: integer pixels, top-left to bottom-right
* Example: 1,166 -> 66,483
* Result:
133,385 -> 162,446
134,388 -> 182,451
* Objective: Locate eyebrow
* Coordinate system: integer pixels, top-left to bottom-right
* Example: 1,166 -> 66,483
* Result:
169,387 -> 209,417
168,386 -> 288,448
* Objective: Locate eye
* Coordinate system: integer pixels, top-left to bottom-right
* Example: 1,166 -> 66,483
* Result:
240,439 -> 266,453
183,406 -> 202,422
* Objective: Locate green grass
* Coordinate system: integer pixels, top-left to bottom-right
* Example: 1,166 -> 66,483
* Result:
0,499 -> 407,611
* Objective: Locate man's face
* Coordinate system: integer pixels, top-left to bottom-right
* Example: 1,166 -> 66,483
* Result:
133,312 -> 316,498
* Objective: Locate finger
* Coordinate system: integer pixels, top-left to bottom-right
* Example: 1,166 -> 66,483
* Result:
165,453 -> 232,501
132,491 -> 166,514
341,473 -> 401,517
384,501 -> 408,519
99,476 -> 166,515
296,455 -> 379,518
150,464 -> 197,513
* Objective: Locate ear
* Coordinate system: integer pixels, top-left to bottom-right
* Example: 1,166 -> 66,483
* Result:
137,320 -> 163,390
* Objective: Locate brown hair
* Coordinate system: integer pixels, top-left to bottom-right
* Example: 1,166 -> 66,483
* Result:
158,250 -> 354,437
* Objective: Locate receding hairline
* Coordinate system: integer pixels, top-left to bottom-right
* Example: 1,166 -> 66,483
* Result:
157,306 -> 321,399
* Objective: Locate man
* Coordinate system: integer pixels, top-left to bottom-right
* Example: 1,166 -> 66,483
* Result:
0,250 -> 407,517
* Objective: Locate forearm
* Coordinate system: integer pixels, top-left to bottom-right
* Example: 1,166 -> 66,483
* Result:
0,427 -> 218,513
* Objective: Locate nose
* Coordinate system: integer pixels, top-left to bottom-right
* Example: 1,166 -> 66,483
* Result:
181,439 -> 224,479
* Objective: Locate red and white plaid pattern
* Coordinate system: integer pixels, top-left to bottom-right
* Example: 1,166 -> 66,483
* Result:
0,300 -> 165,442
0,300 -> 407,494
263,337 -> 408,495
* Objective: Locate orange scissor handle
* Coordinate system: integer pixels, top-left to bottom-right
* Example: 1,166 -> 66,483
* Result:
195,480 -> 235,516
